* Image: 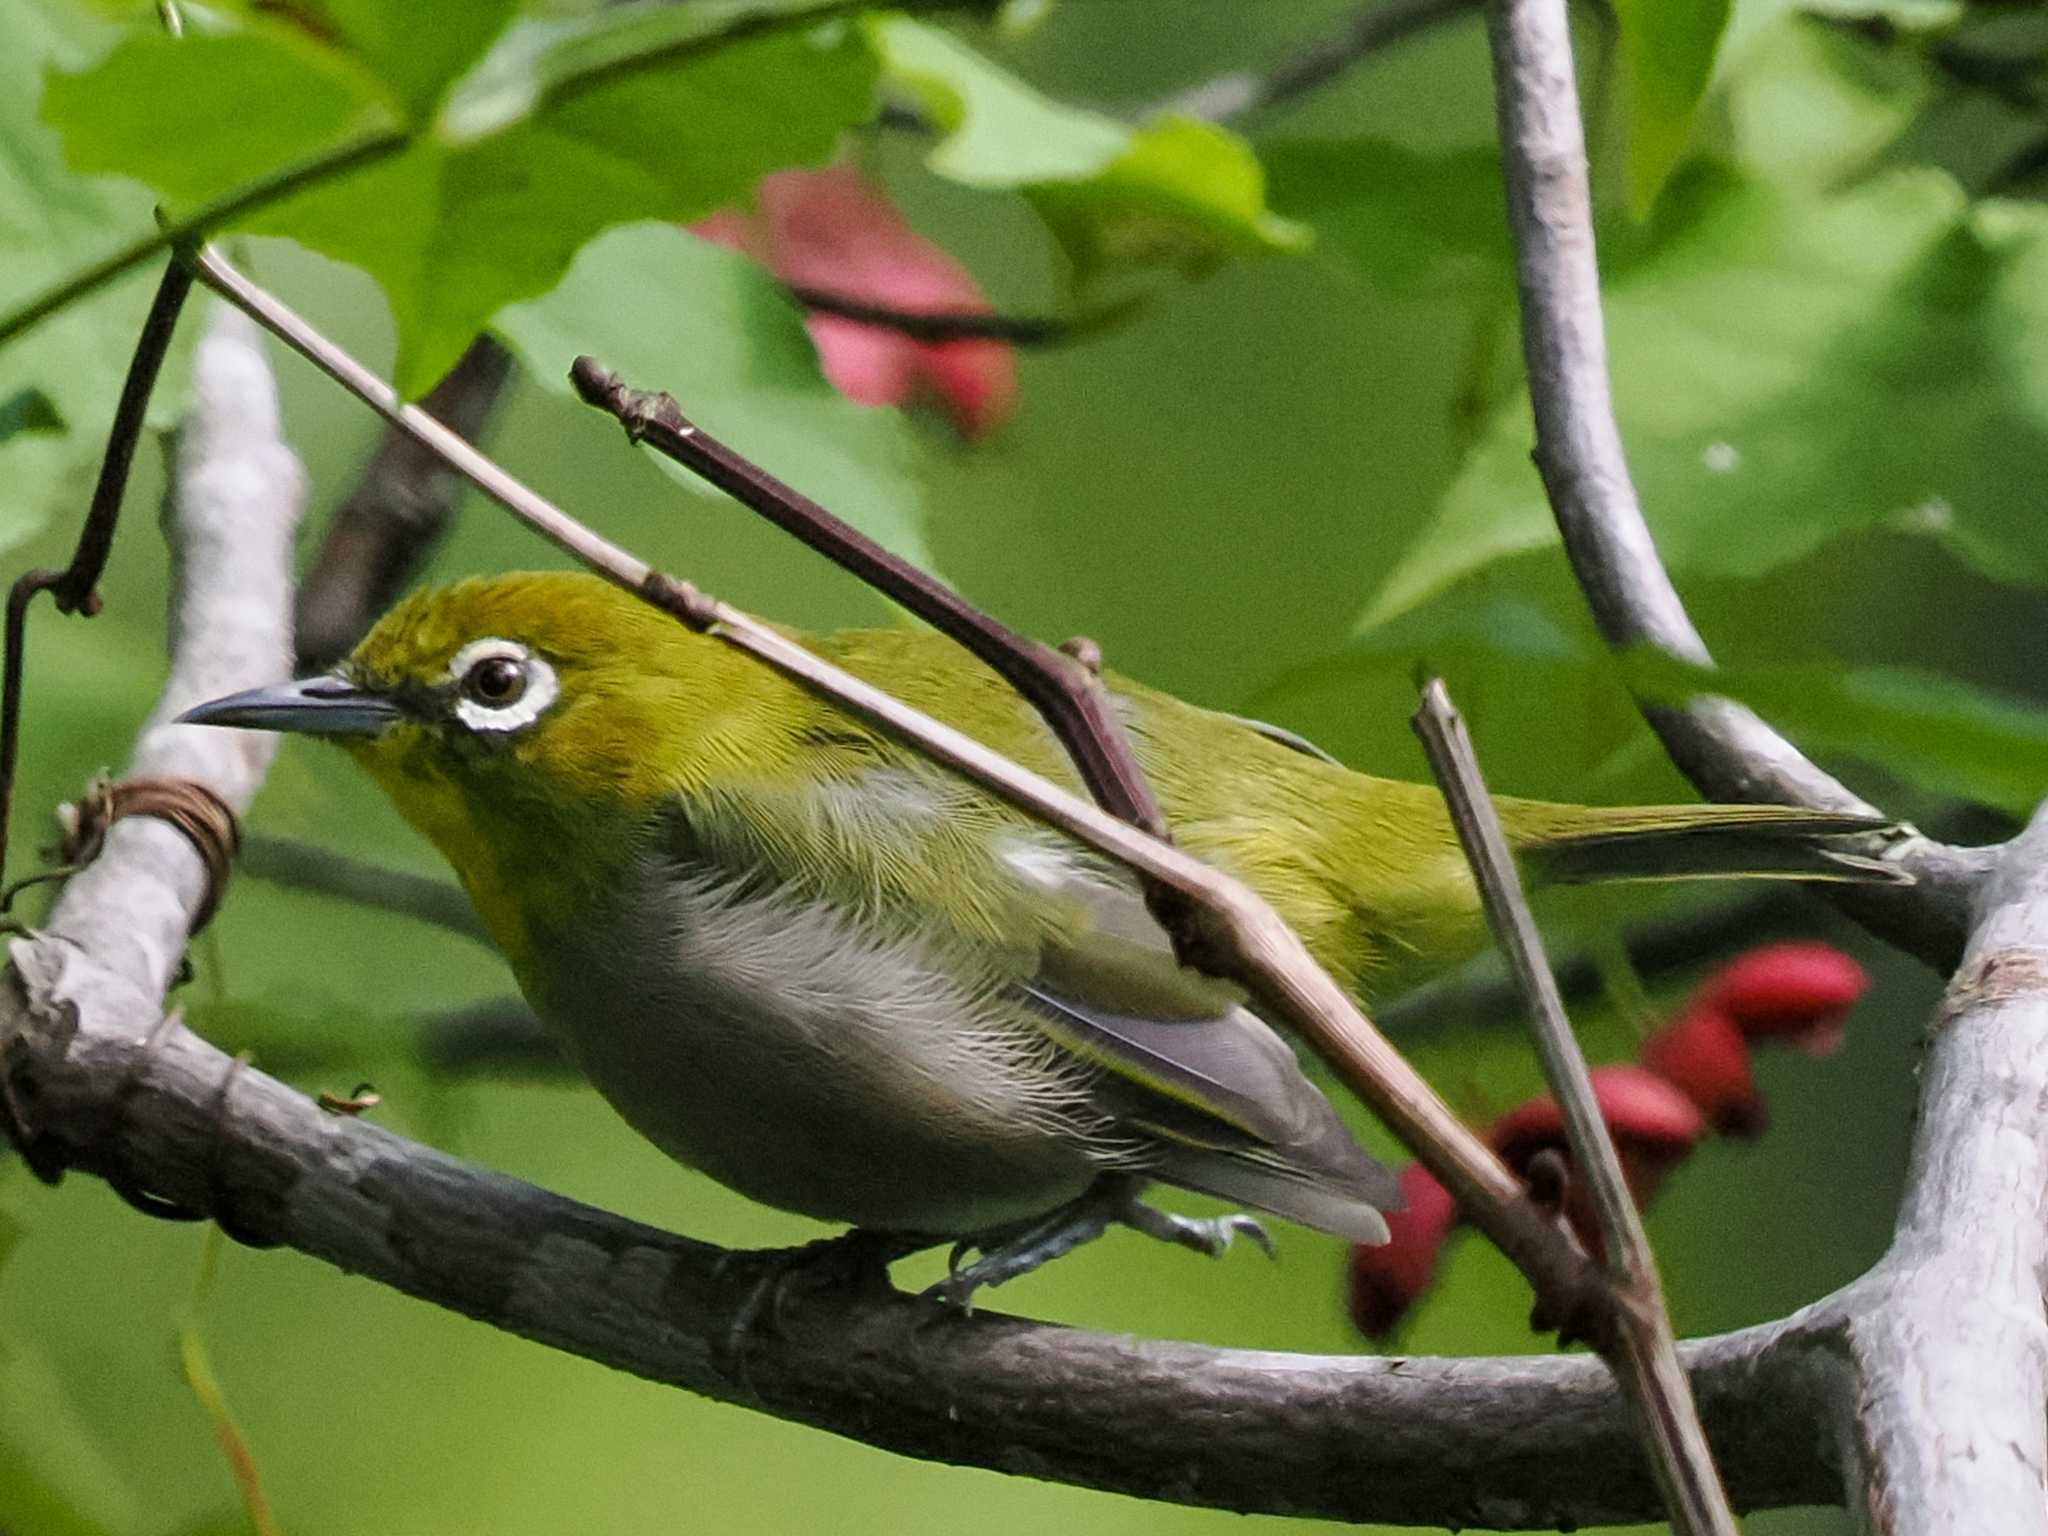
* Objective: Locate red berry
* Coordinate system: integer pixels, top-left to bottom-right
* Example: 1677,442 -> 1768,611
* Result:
1640,1005 -> 1768,1138
1697,943 -> 1865,1055
1347,1164 -> 1458,1338
1487,1067 -> 1706,1251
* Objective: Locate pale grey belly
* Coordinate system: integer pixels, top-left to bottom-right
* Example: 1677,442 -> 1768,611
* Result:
531,869 -> 1124,1233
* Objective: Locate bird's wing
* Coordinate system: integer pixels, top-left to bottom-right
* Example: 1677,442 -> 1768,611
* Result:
1019,868 -> 1399,1240
666,777 -> 1397,1239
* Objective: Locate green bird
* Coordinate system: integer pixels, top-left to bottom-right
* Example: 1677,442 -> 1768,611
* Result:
184,571 -> 1900,1300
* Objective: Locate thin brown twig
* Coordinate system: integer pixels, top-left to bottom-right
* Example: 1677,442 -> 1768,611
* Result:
1414,678 -> 1737,1535
567,356 -> 1171,843
186,241 -> 1602,1340
0,257 -> 196,889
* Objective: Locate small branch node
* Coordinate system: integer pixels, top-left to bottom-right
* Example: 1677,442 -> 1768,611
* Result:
1524,1146 -> 1571,1213
639,571 -> 718,631
1058,634 -> 1104,674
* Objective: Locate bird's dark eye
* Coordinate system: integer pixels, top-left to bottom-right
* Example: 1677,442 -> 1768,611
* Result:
461,655 -> 527,708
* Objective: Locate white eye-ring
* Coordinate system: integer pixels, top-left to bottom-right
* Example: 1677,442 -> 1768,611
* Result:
446,638 -> 558,733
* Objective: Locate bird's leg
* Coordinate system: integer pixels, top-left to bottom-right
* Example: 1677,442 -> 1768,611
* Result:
923,1192 -> 1117,1310
923,1175 -> 1275,1311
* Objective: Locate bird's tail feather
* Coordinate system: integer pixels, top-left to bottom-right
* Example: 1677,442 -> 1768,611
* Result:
1153,1144 -> 1394,1245
1512,805 -> 1910,887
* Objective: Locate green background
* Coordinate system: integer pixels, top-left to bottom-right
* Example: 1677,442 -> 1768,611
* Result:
5,1 -> 2045,1532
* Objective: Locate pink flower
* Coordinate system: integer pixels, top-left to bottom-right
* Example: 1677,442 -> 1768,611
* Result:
693,164 -> 1016,440
1345,944 -> 1869,1337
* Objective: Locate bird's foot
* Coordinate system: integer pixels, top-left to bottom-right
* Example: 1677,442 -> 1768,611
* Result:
721,1227 -> 928,1354
922,1197 -> 1116,1312
921,1177 -> 1275,1313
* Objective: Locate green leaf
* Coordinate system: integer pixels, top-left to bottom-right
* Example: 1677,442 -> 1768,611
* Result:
42,28 -> 399,206
1722,12 -> 1936,189
1030,115 -> 1311,279
1364,165 -> 2048,625
1613,0 -> 1732,218
1264,138 -> 1510,295
1628,650 -> 2048,816
874,16 -> 1306,280
281,0 -> 523,120
0,1 -> 193,556
495,223 -> 934,570
38,3 -> 879,394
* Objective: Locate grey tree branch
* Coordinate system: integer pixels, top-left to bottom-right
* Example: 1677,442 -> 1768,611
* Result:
1415,679 -> 1736,1535
294,335 -> 514,670
1480,0 -> 1994,972
1482,1 -> 2048,1527
40,302 -> 304,998
1825,805 -> 2048,1533
8,970 -> 1848,1528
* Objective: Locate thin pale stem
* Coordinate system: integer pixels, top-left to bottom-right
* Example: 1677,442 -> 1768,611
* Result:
1479,0 -> 1987,969
1413,678 -> 1737,1535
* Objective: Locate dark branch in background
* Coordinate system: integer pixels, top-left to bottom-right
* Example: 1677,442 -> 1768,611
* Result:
294,336 -> 514,669
1480,0 -> 1994,972
1379,887 -> 1815,1038
567,357 -> 1172,842
785,285 -> 1106,347
416,998 -> 559,1077
0,257 -> 194,892
1415,679 -> 1737,1534
1154,0 -> 1481,123
238,834 -> 490,945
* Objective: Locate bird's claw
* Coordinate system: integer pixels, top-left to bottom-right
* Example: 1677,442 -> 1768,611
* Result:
1125,1207 -> 1276,1261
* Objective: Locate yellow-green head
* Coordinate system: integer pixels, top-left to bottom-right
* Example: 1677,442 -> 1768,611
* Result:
191,573 -> 807,971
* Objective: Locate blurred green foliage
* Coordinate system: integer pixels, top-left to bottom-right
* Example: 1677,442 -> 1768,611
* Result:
3,0 -> 2046,1532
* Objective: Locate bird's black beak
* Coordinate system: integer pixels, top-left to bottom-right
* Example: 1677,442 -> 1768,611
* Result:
177,674 -> 403,738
